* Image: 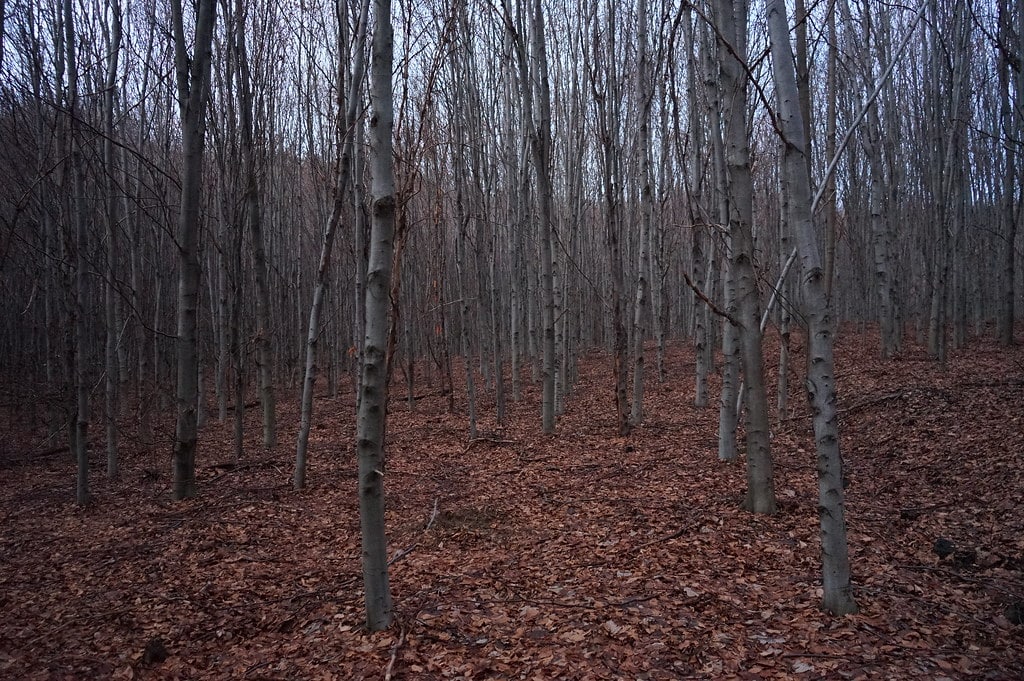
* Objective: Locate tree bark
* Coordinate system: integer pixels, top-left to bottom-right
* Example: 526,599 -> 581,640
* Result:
233,0 -> 276,449
102,0 -> 123,480
357,0 -> 395,631
294,0 -> 369,490
998,0 -> 1018,346
504,0 -> 557,433
631,0 -> 653,427
716,0 -> 775,512
170,0 -> 217,501
766,0 -> 857,615
64,0 -> 89,505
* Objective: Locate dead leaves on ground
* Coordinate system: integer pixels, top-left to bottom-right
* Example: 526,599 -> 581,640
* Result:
1,327 -> 1022,679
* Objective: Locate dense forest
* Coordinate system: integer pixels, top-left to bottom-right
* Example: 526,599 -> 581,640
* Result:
0,0 -> 1022,677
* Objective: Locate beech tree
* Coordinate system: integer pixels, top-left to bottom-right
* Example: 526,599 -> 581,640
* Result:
294,0 -> 369,490
766,0 -> 857,615
356,0 -> 396,631
170,0 -> 217,500
63,0 -> 89,505
502,0 -> 558,434
714,0 -> 775,512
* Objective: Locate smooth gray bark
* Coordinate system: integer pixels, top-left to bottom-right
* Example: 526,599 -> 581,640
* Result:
170,0 -> 217,501
504,0 -> 556,433
998,0 -> 1018,346
64,0 -> 89,505
357,0 -> 395,631
766,0 -> 857,615
294,0 -> 369,490
233,0 -> 276,449
631,0 -> 652,427
716,0 -> 775,512
102,0 -> 123,480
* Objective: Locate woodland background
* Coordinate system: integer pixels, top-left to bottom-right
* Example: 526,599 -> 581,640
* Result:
0,0 -> 1022,677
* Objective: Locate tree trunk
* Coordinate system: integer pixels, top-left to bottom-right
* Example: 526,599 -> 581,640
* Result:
701,21 -> 736,460
766,0 -> 857,615
102,0 -> 123,481
233,0 -> 276,449
530,0 -> 557,435
294,0 -> 368,490
357,0 -> 395,631
64,0 -> 89,505
631,0 -> 652,427
998,0 -> 1018,346
717,0 -> 775,512
860,13 -> 898,358
455,162 -> 479,438
504,0 -> 556,433
170,0 -> 217,501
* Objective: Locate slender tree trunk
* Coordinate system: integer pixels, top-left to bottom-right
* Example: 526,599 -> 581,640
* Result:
591,2 -> 631,436
64,0 -> 89,505
717,0 -> 775,512
505,0 -> 556,433
233,0 -> 276,449
998,0 -> 1018,345
231,212 -> 244,462
455,159 -> 478,438
689,10 -> 710,408
927,2 -> 969,363
701,21 -> 737,460
102,0 -> 123,480
295,0 -> 368,490
631,0 -> 652,427
824,0 -> 839,305
766,0 -> 857,615
170,0 -> 217,501
531,0 -> 557,435
777,180 -> 791,419
490,245 -> 507,426
859,7 -> 898,358
357,0 -> 395,631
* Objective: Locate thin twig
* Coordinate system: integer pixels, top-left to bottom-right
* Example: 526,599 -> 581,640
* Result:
837,391 -> 904,415
636,526 -> 690,550
389,498 -> 441,566
425,497 -> 440,530
383,628 -> 406,681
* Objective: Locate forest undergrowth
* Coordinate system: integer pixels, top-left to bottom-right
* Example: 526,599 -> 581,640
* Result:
1,326 -> 1022,680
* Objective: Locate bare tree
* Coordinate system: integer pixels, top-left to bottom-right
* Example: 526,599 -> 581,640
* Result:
294,0 -> 369,490
502,0 -> 557,434
715,0 -> 775,512
63,0 -> 89,505
997,0 -> 1020,346
356,0 -> 396,631
631,0 -> 653,427
102,0 -> 123,480
170,0 -> 217,500
766,0 -> 857,615
233,0 -> 276,449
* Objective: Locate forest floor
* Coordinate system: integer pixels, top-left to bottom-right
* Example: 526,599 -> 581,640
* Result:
1,326 -> 1023,680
